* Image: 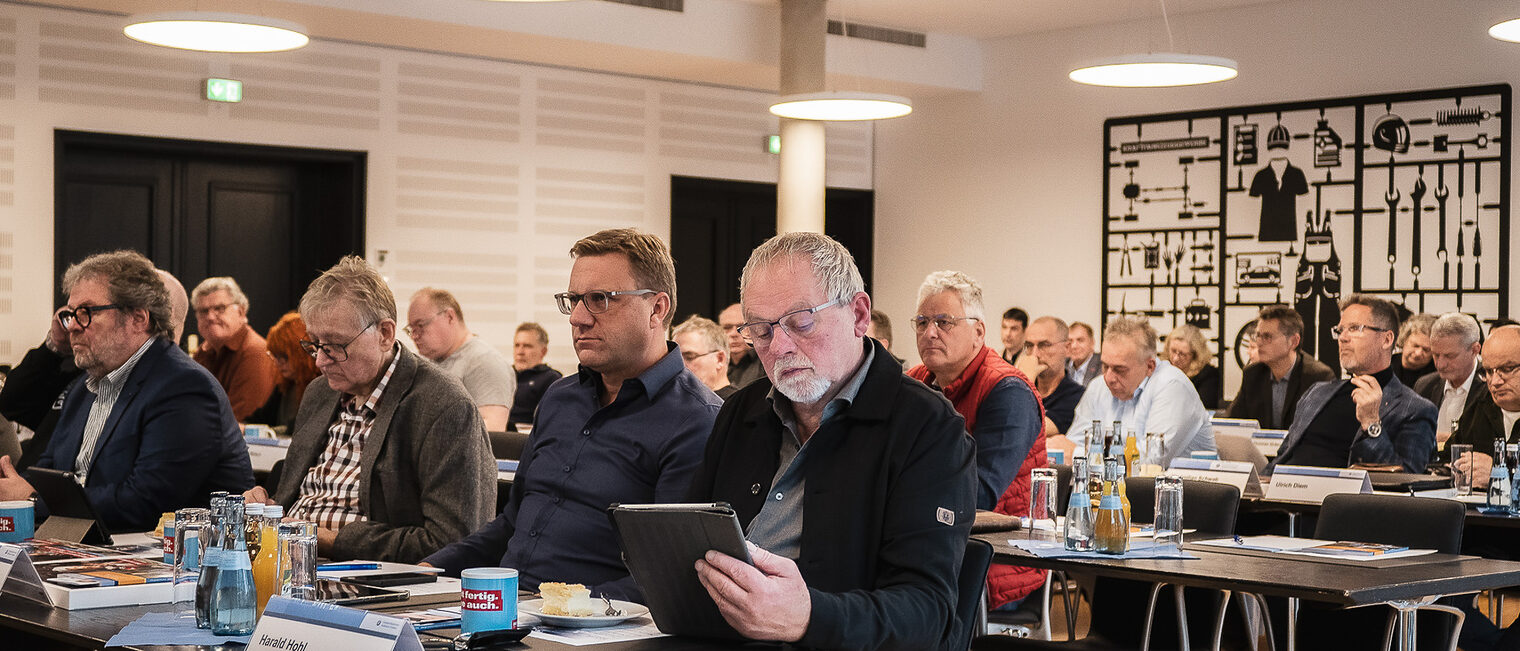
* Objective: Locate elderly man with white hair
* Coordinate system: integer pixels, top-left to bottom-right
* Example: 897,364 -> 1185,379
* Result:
1063,317 -> 1215,467
1412,312 -> 1486,442
191,276 -> 278,421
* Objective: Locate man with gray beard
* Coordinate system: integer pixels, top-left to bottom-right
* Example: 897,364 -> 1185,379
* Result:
688,232 -> 977,650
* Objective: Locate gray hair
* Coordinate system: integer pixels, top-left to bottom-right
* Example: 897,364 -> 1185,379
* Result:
673,315 -> 726,356
915,270 -> 986,321
191,276 -> 250,312
1032,315 -> 1070,340
62,250 -> 174,340
1431,312 -> 1482,347
740,232 -> 864,306
1397,312 -> 1437,346
1105,317 -> 1158,362
299,255 -> 397,329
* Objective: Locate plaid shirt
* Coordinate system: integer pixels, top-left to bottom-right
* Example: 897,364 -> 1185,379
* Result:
289,346 -> 401,530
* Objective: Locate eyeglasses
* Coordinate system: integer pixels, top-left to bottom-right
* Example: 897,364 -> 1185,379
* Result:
194,303 -> 235,318
1030,338 -> 1068,351
1489,364 -> 1520,382
681,350 -> 719,363
298,322 -> 376,362
911,314 -> 979,334
737,298 -> 842,347
58,304 -> 122,329
554,289 -> 658,315
1330,323 -> 1389,338
403,311 -> 445,336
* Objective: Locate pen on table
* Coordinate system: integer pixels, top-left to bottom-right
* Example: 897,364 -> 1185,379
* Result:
317,562 -> 381,571
1233,535 -> 1244,545
412,619 -> 463,632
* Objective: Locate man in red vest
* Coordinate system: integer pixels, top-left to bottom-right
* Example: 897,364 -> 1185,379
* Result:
907,270 -> 1048,610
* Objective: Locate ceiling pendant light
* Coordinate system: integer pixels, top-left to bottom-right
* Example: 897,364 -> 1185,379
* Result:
769,91 -> 912,121
1490,18 -> 1520,42
1069,0 -> 1236,88
124,12 -> 310,53
1070,53 -> 1238,87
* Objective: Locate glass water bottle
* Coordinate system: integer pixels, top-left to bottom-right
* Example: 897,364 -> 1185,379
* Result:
210,496 -> 256,636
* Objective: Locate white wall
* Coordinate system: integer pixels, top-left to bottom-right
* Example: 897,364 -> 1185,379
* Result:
874,0 -> 1520,378
0,3 -> 874,372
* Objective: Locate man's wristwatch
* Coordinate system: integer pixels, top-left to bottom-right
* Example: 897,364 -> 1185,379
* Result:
1365,422 -> 1383,438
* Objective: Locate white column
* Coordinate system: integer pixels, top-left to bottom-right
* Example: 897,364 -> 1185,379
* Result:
776,0 -> 827,234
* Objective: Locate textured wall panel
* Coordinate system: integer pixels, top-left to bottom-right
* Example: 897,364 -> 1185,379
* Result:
397,61 -> 520,143
533,76 -> 646,153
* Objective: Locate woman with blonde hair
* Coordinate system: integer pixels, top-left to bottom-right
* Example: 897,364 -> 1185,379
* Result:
1166,324 -> 1222,409
248,311 -> 321,432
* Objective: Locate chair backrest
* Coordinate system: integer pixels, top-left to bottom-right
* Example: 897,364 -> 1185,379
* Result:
1315,493 -> 1465,553
1126,478 -> 1240,534
951,538 -> 995,651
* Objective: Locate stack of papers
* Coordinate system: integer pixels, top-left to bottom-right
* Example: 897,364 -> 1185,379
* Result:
1007,539 -> 1196,560
1192,536 -> 1435,562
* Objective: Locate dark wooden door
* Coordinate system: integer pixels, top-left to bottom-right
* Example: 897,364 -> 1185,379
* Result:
669,176 -> 874,324
54,131 -> 365,337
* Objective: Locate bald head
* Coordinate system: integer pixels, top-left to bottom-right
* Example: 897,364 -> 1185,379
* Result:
1483,326 -> 1520,411
156,269 -> 188,344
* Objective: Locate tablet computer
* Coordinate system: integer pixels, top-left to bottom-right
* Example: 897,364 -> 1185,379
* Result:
607,502 -> 750,639
23,467 -> 113,545
314,578 -> 411,606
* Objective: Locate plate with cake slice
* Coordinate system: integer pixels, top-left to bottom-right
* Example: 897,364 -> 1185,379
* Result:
521,582 -> 650,628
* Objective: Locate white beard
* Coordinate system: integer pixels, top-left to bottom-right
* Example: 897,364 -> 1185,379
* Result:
771,353 -> 832,404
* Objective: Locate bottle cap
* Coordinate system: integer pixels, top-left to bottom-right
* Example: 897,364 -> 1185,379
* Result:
265,505 -> 284,519
246,502 -> 264,516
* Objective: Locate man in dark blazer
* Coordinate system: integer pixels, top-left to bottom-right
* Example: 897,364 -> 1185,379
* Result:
1412,312 -> 1487,441
1270,295 -> 1437,473
245,256 -> 495,563
1065,321 -> 1103,386
1450,325 -> 1520,489
1227,306 -> 1336,429
0,251 -> 252,533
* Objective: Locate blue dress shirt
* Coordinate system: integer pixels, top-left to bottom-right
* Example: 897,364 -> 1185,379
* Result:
422,343 -> 721,600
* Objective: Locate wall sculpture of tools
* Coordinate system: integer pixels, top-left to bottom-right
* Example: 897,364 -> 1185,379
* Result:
1103,84 -> 1510,393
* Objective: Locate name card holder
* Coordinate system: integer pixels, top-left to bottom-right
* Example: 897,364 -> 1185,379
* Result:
1252,429 -> 1288,458
1264,465 -> 1371,503
249,596 -> 424,651
0,543 -> 56,606
1165,459 -> 1264,497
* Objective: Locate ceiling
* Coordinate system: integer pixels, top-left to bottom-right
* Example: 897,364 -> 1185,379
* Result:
730,0 -> 1289,40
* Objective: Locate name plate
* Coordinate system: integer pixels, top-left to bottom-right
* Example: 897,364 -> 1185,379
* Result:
1166,459 -> 1263,497
0,544 -> 56,606
249,596 -> 423,651
1264,465 -> 1371,503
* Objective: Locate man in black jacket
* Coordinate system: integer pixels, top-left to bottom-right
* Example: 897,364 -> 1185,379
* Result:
1225,305 -> 1335,429
1412,312 -> 1486,443
689,232 -> 977,651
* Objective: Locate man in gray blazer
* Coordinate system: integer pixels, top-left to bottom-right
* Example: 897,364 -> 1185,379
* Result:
1412,312 -> 1487,442
245,256 -> 494,563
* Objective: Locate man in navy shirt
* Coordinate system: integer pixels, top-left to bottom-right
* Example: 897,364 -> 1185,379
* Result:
422,229 -> 721,600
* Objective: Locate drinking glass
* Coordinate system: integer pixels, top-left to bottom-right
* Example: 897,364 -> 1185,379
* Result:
1508,444 -> 1520,516
1028,468 -> 1058,537
1154,475 -> 1184,553
1450,443 -> 1474,496
276,521 -> 318,601
172,508 -> 209,619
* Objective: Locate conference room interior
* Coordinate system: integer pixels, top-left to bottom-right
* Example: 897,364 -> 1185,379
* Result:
4,0 -> 1520,649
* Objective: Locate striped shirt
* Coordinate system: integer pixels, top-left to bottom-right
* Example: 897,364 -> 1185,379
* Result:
74,337 -> 155,484
289,346 -> 400,530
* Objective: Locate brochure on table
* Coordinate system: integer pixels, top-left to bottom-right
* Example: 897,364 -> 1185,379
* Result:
1264,465 -> 1372,502
248,596 -> 423,651
0,539 -> 173,609
1193,535 -> 1435,562
1165,458 -> 1264,497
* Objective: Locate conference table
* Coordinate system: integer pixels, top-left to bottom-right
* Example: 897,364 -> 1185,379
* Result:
979,531 -> 1520,651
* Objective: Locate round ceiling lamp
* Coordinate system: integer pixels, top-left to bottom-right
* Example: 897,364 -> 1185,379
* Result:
1490,18 -> 1520,42
124,12 -> 310,53
1069,53 -> 1238,87
769,91 -> 912,121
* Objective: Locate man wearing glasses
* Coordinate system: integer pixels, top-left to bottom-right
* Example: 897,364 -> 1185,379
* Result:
246,256 -> 495,563
689,233 -> 977,649
1270,294 -> 1437,473
190,276 -> 278,422
907,271 -> 1048,613
0,250 -> 252,533
1448,325 -> 1520,489
423,228 -> 720,600
405,287 -> 515,432
1018,315 -> 1086,434
1225,305 -> 1336,429
673,315 -> 735,400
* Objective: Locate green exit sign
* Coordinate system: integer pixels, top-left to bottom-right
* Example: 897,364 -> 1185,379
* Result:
765,134 -> 781,154
205,78 -> 243,103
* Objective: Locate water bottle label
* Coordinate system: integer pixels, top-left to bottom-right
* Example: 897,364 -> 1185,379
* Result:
1099,495 -> 1123,510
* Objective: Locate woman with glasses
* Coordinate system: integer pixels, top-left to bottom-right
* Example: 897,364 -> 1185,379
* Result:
1166,324 -> 1223,410
247,311 -> 321,433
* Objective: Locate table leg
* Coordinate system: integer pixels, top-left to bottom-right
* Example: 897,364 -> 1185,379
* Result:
1286,512 -> 1298,651
1387,597 -> 1436,651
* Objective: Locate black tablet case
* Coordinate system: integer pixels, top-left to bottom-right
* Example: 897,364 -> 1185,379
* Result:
607,503 -> 749,639
24,467 -> 113,545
